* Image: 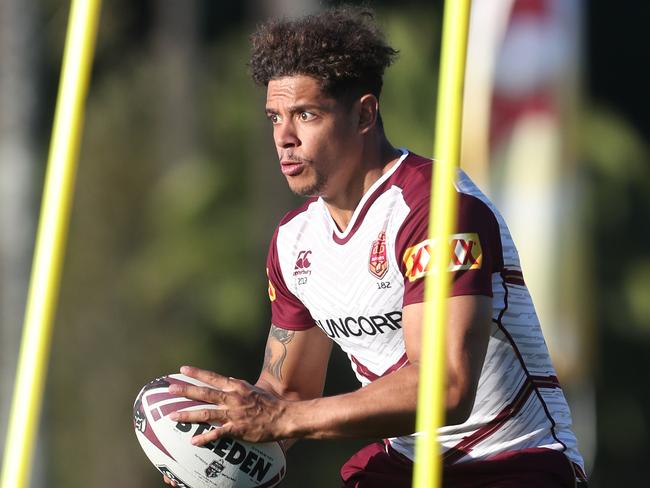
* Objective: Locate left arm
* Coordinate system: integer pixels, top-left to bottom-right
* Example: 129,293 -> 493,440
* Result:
169,294 -> 491,444
284,294 -> 492,439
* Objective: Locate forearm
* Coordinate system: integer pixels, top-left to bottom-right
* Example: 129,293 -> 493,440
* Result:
253,378 -> 306,451
283,363 -> 420,440
279,359 -> 479,441
171,351 -> 478,446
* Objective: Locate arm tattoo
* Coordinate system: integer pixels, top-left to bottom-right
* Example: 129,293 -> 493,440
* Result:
263,325 -> 295,381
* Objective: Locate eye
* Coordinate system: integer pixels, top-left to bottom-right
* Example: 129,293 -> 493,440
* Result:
299,111 -> 316,121
267,113 -> 281,124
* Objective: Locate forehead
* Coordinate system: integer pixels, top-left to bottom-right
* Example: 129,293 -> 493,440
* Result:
266,75 -> 329,106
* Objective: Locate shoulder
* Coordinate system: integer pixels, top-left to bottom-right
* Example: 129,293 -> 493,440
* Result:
270,197 -> 319,243
393,154 -> 500,224
454,172 -> 502,236
278,197 -> 319,227
457,191 -> 498,226
391,151 -> 433,207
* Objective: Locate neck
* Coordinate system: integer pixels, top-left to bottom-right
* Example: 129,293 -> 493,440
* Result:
324,135 -> 401,232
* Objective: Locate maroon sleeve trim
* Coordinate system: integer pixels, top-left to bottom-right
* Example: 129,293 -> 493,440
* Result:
266,223 -> 316,330
395,172 -> 503,305
271,319 -> 316,331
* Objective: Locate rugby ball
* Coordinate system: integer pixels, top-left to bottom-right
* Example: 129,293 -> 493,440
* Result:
133,374 -> 286,488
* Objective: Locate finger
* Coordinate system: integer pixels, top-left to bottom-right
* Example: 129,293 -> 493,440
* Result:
179,365 -> 233,390
168,407 -> 227,424
168,383 -> 226,404
191,423 -> 234,446
162,475 -> 177,486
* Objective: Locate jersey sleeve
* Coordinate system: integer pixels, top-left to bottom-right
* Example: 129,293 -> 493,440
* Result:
397,192 -> 503,307
266,227 -> 316,330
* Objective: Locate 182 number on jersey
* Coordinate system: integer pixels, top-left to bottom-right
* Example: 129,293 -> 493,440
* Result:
376,281 -> 391,289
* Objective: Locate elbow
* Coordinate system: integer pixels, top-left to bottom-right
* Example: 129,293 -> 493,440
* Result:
445,360 -> 483,425
445,385 -> 476,426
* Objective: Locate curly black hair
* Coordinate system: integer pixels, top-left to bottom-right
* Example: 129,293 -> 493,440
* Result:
249,6 -> 398,104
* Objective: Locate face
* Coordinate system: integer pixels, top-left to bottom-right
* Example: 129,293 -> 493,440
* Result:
265,75 -> 362,198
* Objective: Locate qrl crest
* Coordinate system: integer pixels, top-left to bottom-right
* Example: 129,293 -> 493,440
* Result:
205,460 -> 225,478
369,231 -> 389,279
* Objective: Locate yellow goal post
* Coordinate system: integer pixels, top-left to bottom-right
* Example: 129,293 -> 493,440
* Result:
412,1 -> 472,488
0,2 -> 102,487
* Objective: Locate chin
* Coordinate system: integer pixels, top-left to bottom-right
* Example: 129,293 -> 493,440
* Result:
287,176 -> 327,198
290,185 -> 322,198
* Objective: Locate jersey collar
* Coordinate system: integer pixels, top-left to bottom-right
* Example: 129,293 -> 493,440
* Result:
320,148 -> 409,245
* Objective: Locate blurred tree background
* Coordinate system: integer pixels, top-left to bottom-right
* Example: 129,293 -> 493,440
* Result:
0,0 -> 647,487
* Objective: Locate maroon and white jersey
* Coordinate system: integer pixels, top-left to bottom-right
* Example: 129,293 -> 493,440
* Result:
266,150 -> 584,471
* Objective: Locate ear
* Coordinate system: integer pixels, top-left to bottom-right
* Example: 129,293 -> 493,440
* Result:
357,94 -> 379,134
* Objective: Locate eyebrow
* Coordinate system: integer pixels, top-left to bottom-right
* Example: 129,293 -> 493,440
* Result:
265,104 -> 322,115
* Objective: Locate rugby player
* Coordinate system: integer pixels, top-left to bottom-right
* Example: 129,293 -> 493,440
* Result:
164,6 -> 587,487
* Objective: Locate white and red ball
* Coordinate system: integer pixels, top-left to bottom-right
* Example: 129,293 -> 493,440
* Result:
133,374 -> 286,488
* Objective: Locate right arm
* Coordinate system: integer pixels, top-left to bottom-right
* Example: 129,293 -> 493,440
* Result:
256,324 -> 332,401
255,324 -> 333,452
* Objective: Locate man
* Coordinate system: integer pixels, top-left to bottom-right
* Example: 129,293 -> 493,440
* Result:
164,6 -> 586,487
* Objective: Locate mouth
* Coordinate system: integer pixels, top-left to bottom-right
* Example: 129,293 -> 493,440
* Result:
280,160 -> 305,177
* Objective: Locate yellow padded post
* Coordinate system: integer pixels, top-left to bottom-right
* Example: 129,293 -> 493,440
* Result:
0,1 -> 102,487
413,1 -> 472,487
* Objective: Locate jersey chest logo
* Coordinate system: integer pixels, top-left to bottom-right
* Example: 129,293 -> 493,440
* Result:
369,231 -> 389,279
403,233 -> 483,282
294,250 -> 312,270
293,250 -> 312,286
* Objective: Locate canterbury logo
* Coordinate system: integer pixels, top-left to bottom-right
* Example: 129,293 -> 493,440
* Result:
402,233 -> 483,282
294,250 -> 312,269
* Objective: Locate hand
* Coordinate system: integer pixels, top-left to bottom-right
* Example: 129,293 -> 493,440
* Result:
167,366 -> 291,446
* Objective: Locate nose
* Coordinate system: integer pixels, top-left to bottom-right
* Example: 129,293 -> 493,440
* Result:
274,120 -> 300,150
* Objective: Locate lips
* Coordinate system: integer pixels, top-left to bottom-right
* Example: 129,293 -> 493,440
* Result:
281,160 -> 305,176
